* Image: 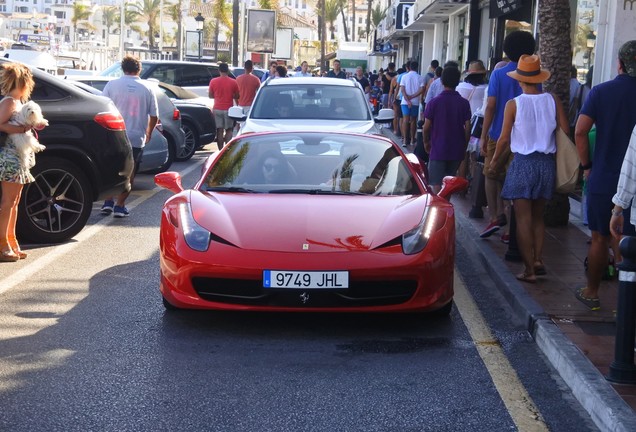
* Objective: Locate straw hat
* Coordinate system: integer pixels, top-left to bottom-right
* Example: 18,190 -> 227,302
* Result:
506,54 -> 551,83
465,60 -> 487,75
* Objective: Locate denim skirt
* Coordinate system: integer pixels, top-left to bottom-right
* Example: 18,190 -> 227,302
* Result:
501,152 -> 555,200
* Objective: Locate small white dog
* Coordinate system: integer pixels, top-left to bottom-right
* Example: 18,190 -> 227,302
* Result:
9,100 -> 48,167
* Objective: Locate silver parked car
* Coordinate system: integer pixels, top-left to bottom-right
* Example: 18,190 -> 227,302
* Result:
228,77 -> 393,137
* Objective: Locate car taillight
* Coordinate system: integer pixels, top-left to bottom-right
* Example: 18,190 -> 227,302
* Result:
173,108 -> 180,120
94,112 -> 126,131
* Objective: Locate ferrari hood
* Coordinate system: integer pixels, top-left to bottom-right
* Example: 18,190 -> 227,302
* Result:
189,192 -> 429,252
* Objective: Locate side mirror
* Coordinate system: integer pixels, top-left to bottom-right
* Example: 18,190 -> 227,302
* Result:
374,108 -> 394,123
437,176 -> 469,200
155,172 -> 184,194
228,105 -> 247,122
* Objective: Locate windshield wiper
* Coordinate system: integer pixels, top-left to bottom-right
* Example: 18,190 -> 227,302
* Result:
205,186 -> 259,193
270,189 -> 367,195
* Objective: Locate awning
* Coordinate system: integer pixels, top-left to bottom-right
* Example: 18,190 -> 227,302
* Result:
408,0 -> 470,29
369,41 -> 397,56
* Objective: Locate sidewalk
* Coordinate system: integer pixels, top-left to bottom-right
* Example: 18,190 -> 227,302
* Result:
452,193 -> 636,431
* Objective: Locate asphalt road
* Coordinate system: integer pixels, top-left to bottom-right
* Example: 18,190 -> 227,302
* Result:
0,150 -> 598,431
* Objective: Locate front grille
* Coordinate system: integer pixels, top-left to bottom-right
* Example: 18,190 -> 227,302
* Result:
191,277 -> 417,308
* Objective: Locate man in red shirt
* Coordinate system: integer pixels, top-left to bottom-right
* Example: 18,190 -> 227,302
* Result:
209,62 -> 239,150
236,60 -> 261,117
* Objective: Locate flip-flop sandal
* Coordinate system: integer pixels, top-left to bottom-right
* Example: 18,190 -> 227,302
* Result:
575,287 -> 600,311
516,272 -> 536,284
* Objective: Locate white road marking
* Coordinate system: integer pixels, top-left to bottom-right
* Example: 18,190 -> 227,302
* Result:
453,273 -> 549,432
0,161 -> 204,296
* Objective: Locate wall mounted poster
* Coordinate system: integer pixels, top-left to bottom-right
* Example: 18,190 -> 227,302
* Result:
247,9 -> 276,53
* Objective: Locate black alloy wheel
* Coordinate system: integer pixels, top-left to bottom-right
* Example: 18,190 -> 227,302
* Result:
17,157 -> 93,244
175,121 -> 198,161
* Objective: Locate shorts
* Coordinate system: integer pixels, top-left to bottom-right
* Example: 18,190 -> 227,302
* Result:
213,109 -> 234,129
401,104 -> 419,117
483,137 -> 512,181
587,192 -> 636,236
132,147 -> 143,173
428,160 -> 461,186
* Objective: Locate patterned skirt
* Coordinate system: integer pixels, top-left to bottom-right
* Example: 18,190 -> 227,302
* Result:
501,152 -> 555,200
0,137 -> 35,184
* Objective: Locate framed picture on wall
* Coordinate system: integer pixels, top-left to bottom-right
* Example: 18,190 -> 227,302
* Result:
247,9 -> 276,53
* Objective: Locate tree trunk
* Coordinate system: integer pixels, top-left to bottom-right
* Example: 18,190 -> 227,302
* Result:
539,0 -> 572,227
351,0 -> 356,42
366,0 -> 372,41
340,8 -> 349,42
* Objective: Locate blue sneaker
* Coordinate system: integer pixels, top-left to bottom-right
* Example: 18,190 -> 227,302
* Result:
113,205 -> 130,218
101,200 -> 114,215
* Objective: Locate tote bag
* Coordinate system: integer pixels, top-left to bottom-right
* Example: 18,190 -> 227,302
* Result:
555,128 -> 580,194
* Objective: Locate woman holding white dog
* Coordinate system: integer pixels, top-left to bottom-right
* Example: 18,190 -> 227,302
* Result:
0,63 -> 38,262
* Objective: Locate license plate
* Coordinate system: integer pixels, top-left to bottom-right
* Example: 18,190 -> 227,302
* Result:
263,270 -> 349,289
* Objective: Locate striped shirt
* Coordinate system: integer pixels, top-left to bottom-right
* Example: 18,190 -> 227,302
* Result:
613,124 -> 636,227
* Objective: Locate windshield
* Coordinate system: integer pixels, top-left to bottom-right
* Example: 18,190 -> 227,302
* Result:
201,133 -> 421,196
250,84 -> 372,121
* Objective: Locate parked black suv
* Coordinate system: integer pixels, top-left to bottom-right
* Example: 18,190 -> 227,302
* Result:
0,59 -> 133,243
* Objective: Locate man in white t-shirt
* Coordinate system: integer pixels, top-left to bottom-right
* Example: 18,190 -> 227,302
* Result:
101,55 -> 158,218
399,61 -> 424,147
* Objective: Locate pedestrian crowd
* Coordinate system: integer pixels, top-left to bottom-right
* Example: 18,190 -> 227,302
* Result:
349,31 -> 636,313
6,38 -> 636,311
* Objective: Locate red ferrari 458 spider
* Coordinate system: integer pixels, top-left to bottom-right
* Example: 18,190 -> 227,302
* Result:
155,131 -> 467,315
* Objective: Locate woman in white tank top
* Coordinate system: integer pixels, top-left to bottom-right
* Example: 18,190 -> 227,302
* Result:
489,55 -> 570,283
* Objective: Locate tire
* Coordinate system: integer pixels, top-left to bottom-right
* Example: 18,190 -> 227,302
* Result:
175,121 -> 198,162
17,157 -> 93,244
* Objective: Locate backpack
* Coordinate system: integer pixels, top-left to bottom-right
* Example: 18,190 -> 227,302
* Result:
567,83 -> 583,130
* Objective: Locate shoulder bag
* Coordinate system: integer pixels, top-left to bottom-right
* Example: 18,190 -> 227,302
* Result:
554,127 -> 580,194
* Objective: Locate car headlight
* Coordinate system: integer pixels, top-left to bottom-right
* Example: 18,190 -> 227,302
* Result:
179,202 -> 211,252
402,207 -> 446,255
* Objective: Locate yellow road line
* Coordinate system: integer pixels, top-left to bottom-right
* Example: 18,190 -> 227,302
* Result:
453,273 -> 548,432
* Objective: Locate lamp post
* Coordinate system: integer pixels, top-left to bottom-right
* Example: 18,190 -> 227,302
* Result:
586,30 -> 596,70
195,12 -> 205,62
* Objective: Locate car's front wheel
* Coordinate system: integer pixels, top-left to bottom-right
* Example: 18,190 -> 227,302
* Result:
17,157 -> 93,244
175,121 -> 198,161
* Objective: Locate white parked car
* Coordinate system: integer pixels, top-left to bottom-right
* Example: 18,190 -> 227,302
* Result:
228,77 -> 393,136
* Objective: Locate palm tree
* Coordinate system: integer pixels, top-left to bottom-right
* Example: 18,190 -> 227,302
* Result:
338,0 -> 349,42
71,3 -> 92,48
351,0 -> 356,42
365,0 -> 373,41
370,3 -> 386,28
166,0 -> 184,59
210,0 -> 232,61
325,0 -> 339,40
538,0 -> 573,225
129,0 -> 165,49
101,6 -> 118,48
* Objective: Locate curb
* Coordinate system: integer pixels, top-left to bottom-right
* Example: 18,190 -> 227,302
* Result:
454,210 -> 636,432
